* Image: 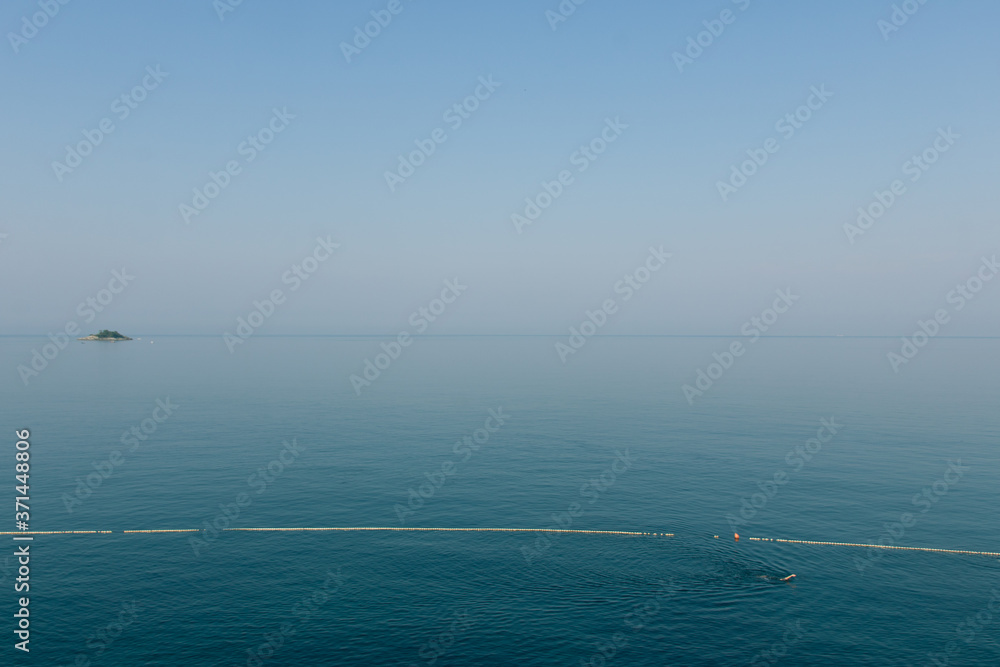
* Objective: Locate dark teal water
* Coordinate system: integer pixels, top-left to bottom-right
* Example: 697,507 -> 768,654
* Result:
2,336 -> 998,665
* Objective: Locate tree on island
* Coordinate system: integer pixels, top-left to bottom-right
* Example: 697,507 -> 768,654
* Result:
93,330 -> 130,339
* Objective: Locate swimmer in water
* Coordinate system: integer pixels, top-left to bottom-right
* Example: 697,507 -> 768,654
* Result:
780,574 -> 796,582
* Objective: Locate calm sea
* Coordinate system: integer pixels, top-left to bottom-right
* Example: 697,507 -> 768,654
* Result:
2,335 -> 998,666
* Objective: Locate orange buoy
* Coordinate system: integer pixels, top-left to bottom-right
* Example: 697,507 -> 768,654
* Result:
734,533 -> 740,541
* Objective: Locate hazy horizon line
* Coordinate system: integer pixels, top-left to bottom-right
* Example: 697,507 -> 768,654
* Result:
3,334 -> 999,340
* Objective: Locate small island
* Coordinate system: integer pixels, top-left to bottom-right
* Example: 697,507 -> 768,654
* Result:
78,329 -> 133,342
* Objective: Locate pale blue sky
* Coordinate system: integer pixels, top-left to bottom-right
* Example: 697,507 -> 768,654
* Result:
2,0 -> 998,335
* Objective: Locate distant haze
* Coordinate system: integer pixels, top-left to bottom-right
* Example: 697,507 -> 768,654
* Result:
2,0 -> 998,336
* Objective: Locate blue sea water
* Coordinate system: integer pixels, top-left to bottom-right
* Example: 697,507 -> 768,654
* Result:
2,335 -> 998,666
